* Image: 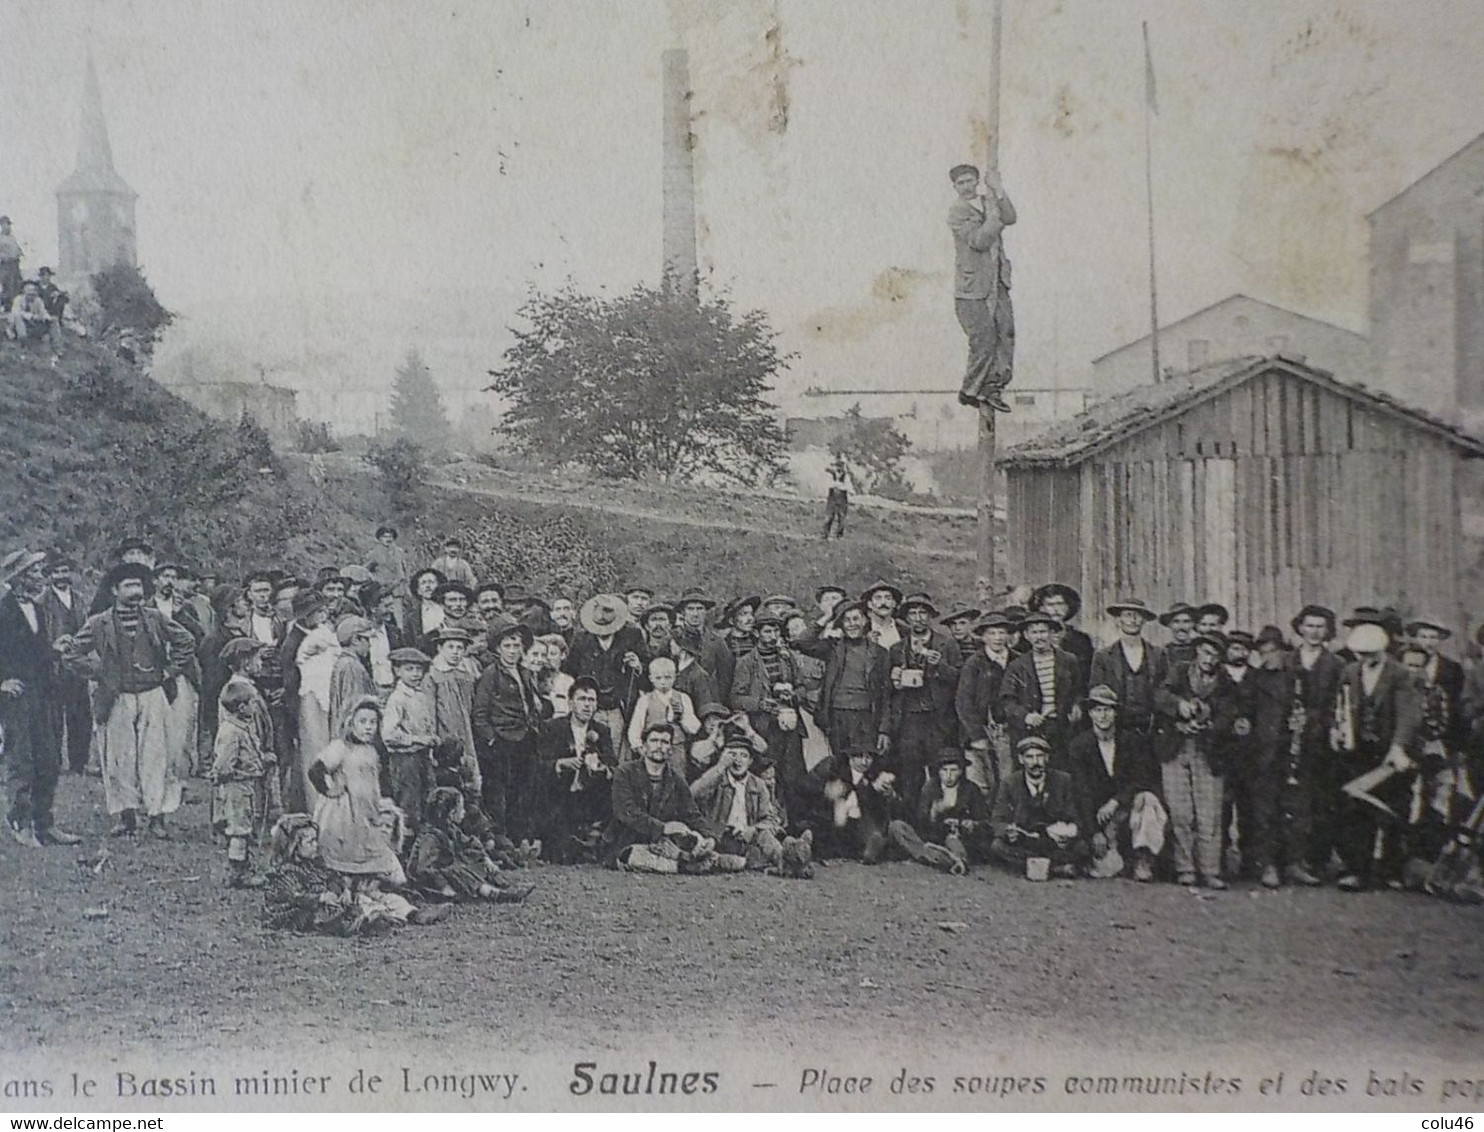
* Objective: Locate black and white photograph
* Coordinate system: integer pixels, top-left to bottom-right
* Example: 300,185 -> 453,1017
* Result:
1,0 -> 1483,1116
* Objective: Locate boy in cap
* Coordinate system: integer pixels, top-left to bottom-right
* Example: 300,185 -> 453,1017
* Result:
210,682 -> 272,888
381,647 -> 439,834
1066,686 -> 1166,881
427,625 -> 482,797
218,636 -> 282,834
988,736 -> 1087,877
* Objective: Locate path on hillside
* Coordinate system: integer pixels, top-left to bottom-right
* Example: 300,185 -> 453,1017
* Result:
430,468 -> 979,563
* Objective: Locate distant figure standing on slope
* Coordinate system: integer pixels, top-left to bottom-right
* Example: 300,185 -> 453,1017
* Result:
822,458 -> 855,540
948,164 -> 1016,414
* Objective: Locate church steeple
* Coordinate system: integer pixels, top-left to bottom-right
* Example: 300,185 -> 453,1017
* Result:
57,50 -> 137,282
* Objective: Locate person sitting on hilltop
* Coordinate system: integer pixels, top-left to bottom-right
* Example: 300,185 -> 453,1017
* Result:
7,280 -> 60,349
35,267 -> 68,328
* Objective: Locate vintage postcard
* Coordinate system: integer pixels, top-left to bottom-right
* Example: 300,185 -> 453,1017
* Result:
1,0 -> 1482,1116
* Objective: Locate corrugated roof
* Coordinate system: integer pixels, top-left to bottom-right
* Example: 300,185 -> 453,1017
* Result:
1000,355 -> 1484,468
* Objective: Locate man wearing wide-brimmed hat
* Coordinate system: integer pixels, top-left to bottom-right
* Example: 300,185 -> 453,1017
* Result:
1067,685 -> 1166,882
1090,599 -> 1168,736
955,611 -> 1016,798
882,593 -> 963,813
719,594 -> 761,661
1030,583 -> 1093,690
859,580 -> 905,652
0,549 -> 76,847
999,609 -> 1084,762
675,585 -> 734,699
1159,602 -> 1198,670
64,562 -> 198,839
565,593 -> 649,756
1405,616 -> 1465,758
366,523 -> 410,595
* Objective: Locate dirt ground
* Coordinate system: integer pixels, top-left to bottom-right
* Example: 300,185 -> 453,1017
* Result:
3,772 -> 1482,1064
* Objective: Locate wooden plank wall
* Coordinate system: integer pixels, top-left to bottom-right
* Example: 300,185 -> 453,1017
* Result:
1008,368 -> 1468,646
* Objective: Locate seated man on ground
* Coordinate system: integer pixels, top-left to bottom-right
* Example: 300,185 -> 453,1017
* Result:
912,748 -> 993,867
7,280 -> 59,347
690,730 -> 812,875
602,722 -> 726,873
989,736 -> 1090,878
1066,685 -> 1168,881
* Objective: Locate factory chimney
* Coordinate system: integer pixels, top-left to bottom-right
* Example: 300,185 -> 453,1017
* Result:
661,48 -> 699,298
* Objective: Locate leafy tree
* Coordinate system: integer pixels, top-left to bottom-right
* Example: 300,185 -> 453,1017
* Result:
388,348 -> 452,456
364,437 -> 427,512
486,282 -> 791,484
828,403 -> 912,494
89,263 -> 174,357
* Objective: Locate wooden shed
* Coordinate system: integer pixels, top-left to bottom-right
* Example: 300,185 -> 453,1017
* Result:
1000,355 -> 1484,636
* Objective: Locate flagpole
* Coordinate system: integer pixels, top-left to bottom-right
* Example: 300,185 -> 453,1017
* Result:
975,0 -> 1003,606
1143,20 -> 1161,384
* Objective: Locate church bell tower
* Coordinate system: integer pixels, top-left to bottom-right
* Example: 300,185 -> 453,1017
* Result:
56,51 -> 137,284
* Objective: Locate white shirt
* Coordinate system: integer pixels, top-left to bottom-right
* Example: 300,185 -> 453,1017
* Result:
250,612 -> 277,645
870,617 -> 901,651
1096,733 -> 1117,777
725,774 -> 751,831
1298,644 -> 1325,671
369,625 -> 394,687
51,586 -> 73,610
1361,659 -> 1384,696
16,599 -> 38,634
421,601 -> 445,635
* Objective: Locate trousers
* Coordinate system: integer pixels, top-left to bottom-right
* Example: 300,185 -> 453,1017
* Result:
3,690 -> 62,832
1162,742 -> 1225,878
955,291 -> 1014,402
99,688 -> 181,817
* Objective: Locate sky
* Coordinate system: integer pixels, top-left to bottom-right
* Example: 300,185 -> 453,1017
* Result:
2,0 -> 1483,429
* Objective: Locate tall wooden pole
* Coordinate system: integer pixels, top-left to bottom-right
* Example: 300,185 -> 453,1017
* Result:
1143,21 -> 1161,384
975,0 -> 1004,607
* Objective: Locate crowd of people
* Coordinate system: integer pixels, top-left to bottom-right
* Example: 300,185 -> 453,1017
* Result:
2,524 -> 1482,938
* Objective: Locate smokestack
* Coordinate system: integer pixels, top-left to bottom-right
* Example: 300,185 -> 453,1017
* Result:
661,48 -> 699,298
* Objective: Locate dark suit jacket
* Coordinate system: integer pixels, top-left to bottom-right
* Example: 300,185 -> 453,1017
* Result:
43,587 -> 86,641
604,759 -> 715,855
472,663 -> 551,751
914,776 -> 991,841
563,625 -> 649,714
1341,656 -> 1422,757
1088,639 -> 1168,732
990,769 -> 1079,838
803,754 -> 906,830
1423,655 -> 1466,750
1057,627 -> 1095,692
810,637 -> 890,737
1286,646 -> 1345,755
0,593 -> 56,692
999,647 -> 1084,748
884,628 -> 962,735
1153,661 -> 1244,769
1066,728 -> 1160,832
955,650 -> 1011,741
537,714 -> 617,772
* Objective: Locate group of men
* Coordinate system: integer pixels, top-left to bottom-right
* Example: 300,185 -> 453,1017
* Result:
2,526 -> 1480,897
0,215 -> 69,349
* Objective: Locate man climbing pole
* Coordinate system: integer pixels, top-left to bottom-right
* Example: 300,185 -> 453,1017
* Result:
948,163 -> 1016,414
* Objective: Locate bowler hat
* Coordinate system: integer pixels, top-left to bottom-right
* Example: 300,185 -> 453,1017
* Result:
435,581 -> 473,603
580,594 -> 629,636
640,603 -> 676,624
112,537 -> 154,559
1107,598 -> 1157,621
1031,583 -> 1082,620
677,586 -> 716,610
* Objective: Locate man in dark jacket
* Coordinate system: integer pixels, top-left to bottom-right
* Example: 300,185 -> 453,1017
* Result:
473,618 -> 552,844
882,594 -> 962,814
1089,598 -> 1167,736
43,555 -> 91,775
0,550 -> 76,847
801,745 -> 961,871
1066,685 -> 1166,881
564,594 -> 649,757
954,611 -> 1015,802
1286,604 -> 1343,884
989,736 -> 1088,876
913,748 -> 992,865
999,611 -> 1084,764
801,601 -> 890,765
1031,584 -> 1093,690
603,722 -> 719,872
537,676 -> 616,861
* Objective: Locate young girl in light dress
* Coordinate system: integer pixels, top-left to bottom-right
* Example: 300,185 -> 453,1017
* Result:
308,696 -> 409,889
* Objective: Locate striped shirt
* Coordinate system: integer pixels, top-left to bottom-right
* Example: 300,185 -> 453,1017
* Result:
1034,652 -> 1057,718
